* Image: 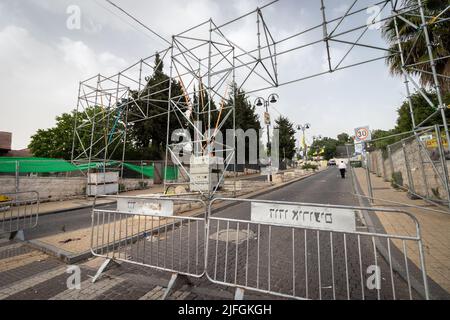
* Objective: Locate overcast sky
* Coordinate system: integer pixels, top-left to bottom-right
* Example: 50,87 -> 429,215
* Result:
0,0 -> 410,150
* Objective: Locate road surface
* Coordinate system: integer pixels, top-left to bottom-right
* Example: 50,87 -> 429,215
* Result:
0,167 -> 426,299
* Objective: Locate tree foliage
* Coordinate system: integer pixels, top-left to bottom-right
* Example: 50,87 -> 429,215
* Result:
337,132 -> 352,144
383,0 -> 450,93
127,53 -> 185,160
274,116 -> 297,160
28,106 -> 125,160
394,90 -> 450,132
308,137 -> 339,160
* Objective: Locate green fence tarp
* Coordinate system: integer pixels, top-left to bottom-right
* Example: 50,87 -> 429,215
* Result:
164,166 -> 178,180
122,163 -> 155,178
0,157 -> 79,173
0,157 -> 118,173
75,161 -> 120,171
0,157 -> 177,181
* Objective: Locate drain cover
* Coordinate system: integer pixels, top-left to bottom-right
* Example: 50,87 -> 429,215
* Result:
209,229 -> 256,244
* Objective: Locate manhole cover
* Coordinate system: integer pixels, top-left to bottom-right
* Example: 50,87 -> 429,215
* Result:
209,229 -> 256,244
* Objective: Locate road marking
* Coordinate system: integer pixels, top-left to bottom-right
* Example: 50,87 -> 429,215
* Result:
0,266 -> 66,300
49,276 -> 126,300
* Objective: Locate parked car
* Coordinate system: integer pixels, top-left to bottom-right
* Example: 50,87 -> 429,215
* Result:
327,159 -> 336,166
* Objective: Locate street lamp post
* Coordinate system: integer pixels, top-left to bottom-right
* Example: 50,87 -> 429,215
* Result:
312,135 -> 322,161
255,93 -> 279,183
297,123 -> 311,162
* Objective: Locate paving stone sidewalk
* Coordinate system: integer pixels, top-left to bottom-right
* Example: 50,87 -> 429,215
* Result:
353,167 -> 450,294
0,239 -> 274,300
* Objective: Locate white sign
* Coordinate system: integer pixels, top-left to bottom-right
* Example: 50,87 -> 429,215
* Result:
251,202 -> 356,232
117,198 -> 174,216
354,142 -> 364,154
354,126 -> 371,143
419,134 -> 433,142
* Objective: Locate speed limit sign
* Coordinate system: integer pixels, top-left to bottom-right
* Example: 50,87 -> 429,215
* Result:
354,126 -> 371,143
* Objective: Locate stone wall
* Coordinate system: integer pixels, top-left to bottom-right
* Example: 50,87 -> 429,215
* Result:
368,138 -> 450,201
120,178 -> 154,192
0,176 -> 154,202
0,176 -> 86,201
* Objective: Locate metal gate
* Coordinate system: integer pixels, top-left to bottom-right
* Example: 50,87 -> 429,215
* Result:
205,198 -> 429,300
90,195 -> 207,297
0,191 -> 39,237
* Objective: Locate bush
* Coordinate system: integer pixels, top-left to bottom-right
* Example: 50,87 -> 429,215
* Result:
391,172 -> 403,189
139,181 -> 148,189
302,163 -> 318,171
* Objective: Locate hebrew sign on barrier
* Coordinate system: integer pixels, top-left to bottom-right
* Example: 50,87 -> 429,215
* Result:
117,197 -> 174,216
251,202 -> 356,232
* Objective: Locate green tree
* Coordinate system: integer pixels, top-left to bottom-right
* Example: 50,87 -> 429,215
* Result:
274,116 -> 296,160
370,129 -> 400,158
219,84 -> 262,163
128,53 -> 185,160
337,132 -> 352,145
28,106 -> 124,160
308,137 -> 339,160
383,0 -> 450,93
394,90 -> 450,132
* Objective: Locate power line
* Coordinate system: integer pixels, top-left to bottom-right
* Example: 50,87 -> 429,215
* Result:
92,0 -> 164,45
104,0 -> 171,46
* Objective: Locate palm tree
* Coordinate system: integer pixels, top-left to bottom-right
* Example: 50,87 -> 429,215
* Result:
383,0 -> 450,94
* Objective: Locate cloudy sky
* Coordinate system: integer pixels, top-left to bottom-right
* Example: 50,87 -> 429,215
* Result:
0,0 -> 410,150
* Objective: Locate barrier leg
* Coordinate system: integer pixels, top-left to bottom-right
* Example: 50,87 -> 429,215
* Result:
9,230 -> 25,241
162,273 -> 191,300
91,258 -> 119,283
234,288 -> 245,300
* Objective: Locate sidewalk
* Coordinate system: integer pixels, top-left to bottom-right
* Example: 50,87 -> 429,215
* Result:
353,167 -> 450,294
34,168 -> 302,215
35,186 -> 166,215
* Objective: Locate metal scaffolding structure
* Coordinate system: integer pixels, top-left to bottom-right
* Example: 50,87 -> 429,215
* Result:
71,0 -> 449,201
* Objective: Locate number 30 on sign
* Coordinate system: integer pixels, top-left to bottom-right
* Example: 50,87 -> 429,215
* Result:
354,126 -> 371,143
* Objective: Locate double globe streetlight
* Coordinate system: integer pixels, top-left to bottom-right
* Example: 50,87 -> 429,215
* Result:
297,123 -> 311,162
254,93 -> 279,182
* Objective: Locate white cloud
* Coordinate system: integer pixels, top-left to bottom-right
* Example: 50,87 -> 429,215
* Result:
0,25 -> 128,149
0,0 -> 408,152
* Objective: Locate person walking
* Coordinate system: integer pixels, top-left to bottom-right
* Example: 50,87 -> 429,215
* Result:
338,160 -> 347,179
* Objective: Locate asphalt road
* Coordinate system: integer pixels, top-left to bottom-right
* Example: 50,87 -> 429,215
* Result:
26,203 -> 116,240
95,167 -> 420,300
26,168 -> 334,240
23,167 -> 421,299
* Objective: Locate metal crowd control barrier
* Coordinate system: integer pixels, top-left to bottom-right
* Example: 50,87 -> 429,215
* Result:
90,195 -> 206,299
0,191 -> 39,239
205,198 -> 430,300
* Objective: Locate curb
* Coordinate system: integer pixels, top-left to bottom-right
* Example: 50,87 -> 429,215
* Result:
25,169 -> 325,265
350,166 -> 450,300
34,201 -> 117,218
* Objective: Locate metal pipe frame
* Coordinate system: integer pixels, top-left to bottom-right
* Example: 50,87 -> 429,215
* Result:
71,0 -> 448,202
